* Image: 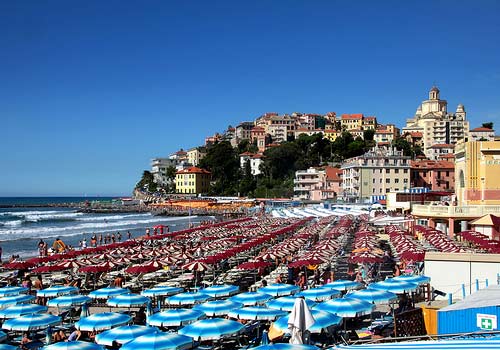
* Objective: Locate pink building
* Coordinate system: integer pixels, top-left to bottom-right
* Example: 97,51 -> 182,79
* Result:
411,160 -> 455,192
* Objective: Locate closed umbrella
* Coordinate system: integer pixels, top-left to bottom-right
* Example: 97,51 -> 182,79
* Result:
95,325 -> 158,346
76,312 -> 131,331
314,297 -> 374,317
120,331 -> 193,350
0,304 -> 47,319
165,292 -> 210,306
0,294 -> 35,309
42,341 -> 104,350
267,296 -> 315,312
259,284 -> 300,297
147,309 -> 205,327
0,286 -> 28,297
200,284 -> 239,298
37,286 -> 78,298
275,310 -> 341,334
297,287 -> 341,302
288,298 -> 315,344
227,306 -> 288,321
229,292 -> 273,306
178,318 -> 244,341
2,313 -> 61,331
107,293 -> 150,308
88,287 -> 129,299
193,300 -> 243,317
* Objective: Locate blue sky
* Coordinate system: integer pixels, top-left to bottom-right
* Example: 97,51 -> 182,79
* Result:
1,1 -> 499,196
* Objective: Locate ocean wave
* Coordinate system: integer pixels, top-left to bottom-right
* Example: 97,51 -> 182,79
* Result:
77,213 -> 151,222
0,210 -> 68,216
3,220 -> 23,227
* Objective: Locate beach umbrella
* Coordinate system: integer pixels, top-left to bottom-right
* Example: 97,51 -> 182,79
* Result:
238,261 -> 271,270
0,294 -> 35,309
107,293 -> 150,308
250,343 -> 319,349
229,292 -> 273,306
120,331 -> 193,350
314,297 -> 374,317
323,280 -> 362,291
79,265 -> 111,273
0,345 -> 19,350
147,309 -> 205,327
347,289 -> 398,304
0,331 -> 6,342
193,300 -> 243,317
47,294 -> 91,308
369,279 -> 419,294
274,309 -> 342,334
178,318 -> 244,341
259,284 -> 300,297
164,292 -> 210,306
37,285 -> 78,298
267,296 -> 315,312
2,313 -> 61,331
95,325 -> 158,346
393,275 -> 431,285
200,284 -> 239,298
75,312 -> 131,331
228,306 -> 288,321
0,304 -> 47,319
125,264 -> 159,274
141,286 -> 183,297
88,287 -> 129,299
288,298 -> 315,344
0,286 -> 28,297
2,261 -> 36,270
42,341 -> 104,350
297,287 -> 342,302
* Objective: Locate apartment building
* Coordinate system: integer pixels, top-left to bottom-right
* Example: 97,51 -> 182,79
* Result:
411,160 -> 455,192
175,167 -> 211,194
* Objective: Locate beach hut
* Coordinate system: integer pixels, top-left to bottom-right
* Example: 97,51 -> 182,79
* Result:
438,285 -> 500,334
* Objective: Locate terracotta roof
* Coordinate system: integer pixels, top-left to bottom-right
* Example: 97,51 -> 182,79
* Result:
364,116 -> 376,121
429,144 -> 454,149
410,160 -> 455,169
251,154 -> 264,159
239,152 -> 255,157
471,127 -> 494,132
439,154 -> 455,159
176,166 -> 211,175
377,141 -> 390,145
341,113 -> 363,120
325,130 -> 340,134
324,167 -> 342,181
375,130 -> 392,134
251,127 -> 265,132
410,131 -> 423,138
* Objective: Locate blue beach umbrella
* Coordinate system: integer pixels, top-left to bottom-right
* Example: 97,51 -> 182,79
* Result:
393,275 -> 431,285
0,330 -> 7,342
314,297 -> 375,317
0,286 -> 28,297
273,309 -> 342,334
0,345 -> 18,350
229,292 -> 273,306
96,325 -> 158,346
37,286 -> 78,298
347,288 -> 398,304
258,284 -> 300,297
121,331 -> 194,350
178,318 -> 244,341
147,309 -> 205,327
0,294 -> 35,309
200,284 -> 239,298
164,292 -> 210,306
267,296 -> 315,312
141,286 -> 183,297
2,313 -> 61,331
47,294 -> 91,308
193,299 -> 243,317
75,312 -> 131,331
42,341 -> 104,350
0,303 -> 47,319
323,279 -> 362,291
297,287 -> 342,302
228,306 -> 288,321
249,344 -> 319,350
369,279 -> 419,294
107,293 -> 150,308
89,287 -> 130,299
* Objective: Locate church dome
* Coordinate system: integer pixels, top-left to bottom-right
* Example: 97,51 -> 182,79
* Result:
430,86 -> 440,92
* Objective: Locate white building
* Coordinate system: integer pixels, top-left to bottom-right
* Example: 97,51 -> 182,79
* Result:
151,158 -> 177,188
469,127 -> 495,141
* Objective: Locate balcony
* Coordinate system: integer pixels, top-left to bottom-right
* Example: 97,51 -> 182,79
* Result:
412,204 -> 500,218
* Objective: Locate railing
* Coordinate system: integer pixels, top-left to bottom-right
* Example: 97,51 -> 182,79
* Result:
412,204 -> 500,218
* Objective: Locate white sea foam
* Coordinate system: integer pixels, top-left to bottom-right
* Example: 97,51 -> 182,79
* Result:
24,212 -> 82,222
3,220 -> 23,227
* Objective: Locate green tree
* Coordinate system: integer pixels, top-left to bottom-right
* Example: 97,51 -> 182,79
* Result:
199,141 -> 240,195
392,137 -> 414,157
482,122 -> 494,129
135,170 -> 157,193
363,129 -> 375,141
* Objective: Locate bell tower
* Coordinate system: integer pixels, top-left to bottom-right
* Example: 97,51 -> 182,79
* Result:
429,86 -> 440,100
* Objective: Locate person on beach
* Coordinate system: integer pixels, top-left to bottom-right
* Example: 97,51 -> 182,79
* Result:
67,327 -> 81,342
34,275 -> 46,305
113,274 -> 124,288
295,272 -> 307,289
98,234 -> 103,246
127,231 -> 132,240
20,332 -> 31,350
90,234 -> 97,247
38,239 -> 45,257
117,232 -> 121,241
52,238 -> 67,253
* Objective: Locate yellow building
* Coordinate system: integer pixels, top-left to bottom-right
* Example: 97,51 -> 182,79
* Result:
175,167 -> 211,194
455,140 -> 500,205
324,129 -> 341,142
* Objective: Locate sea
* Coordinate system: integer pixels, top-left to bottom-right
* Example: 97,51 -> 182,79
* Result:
0,197 -> 208,260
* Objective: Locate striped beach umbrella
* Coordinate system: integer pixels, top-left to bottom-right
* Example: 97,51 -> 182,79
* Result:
323,280 -> 362,291
369,279 -> 419,294
297,287 -> 342,302
42,341 -> 104,350
75,312 -> 131,331
267,296 -> 315,312
347,289 -> 398,304
164,292 -> 210,306
258,284 -> 300,297
88,287 -> 129,299
250,344 -> 319,350
314,297 -> 374,317
200,284 -> 239,298
393,275 -> 431,285
274,309 -> 342,334
47,294 -> 91,307
141,286 -> 183,297
2,313 -> 61,331
193,299 -> 243,317
96,325 -> 158,346
0,294 -> 35,309
229,292 -> 273,306
227,306 -> 288,321
0,286 -> 28,297
0,330 -> 7,342
0,304 -> 47,319
147,309 -> 205,327
37,286 -> 78,298
0,345 -> 20,350
178,318 -> 244,341
120,331 -> 193,350
107,293 -> 150,308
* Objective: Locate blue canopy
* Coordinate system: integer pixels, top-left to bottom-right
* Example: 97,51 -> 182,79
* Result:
178,318 -> 244,341
47,294 -> 91,307
147,309 -> 205,327
0,303 -> 47,319
95,325 -> 158,346
267,296 -> 315,312
229,292 -> 273,306
37,286 -> 78,298
200,284 -> 239,298
393,275 -> 431,285
0,286 -> 28,297
323,280 -> 362,291
227,306 -> 288,321
369,279 -> 419,294
141,286 -> 183,297
258,284 -> 300,297
297,287 -> 342,302
120,331 -> 193,350
2,313 -> 61,331
274,309 -> 342,333
314,297 -> 374,317
107,293 -> 150,308
249,344 -> 319,350
192,299 -> 243,317
164,292 -> 210,306
0,294 -> 35,309
88,287 -> 129,299
333,339 -> 500,350
42,341 -> 104,350
347,289 -> 398,304
76,312 -> 131,331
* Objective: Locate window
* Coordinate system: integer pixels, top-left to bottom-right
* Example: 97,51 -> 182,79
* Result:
386,179 -> 390,183
404,178 -> 408,183
395,178 -> 399,183
404,169 -> 408,174
395,169 -> 399,174
386,169 -> 390,173
386,188 -> 390,193
373,179 -> 375,183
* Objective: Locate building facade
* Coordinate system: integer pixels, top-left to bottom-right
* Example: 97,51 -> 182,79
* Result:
187,147 -> 206,167
411,159 -> 455,192
175,167 -> 211,194
470,127 -> 495,142
151,158 -> 177,188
